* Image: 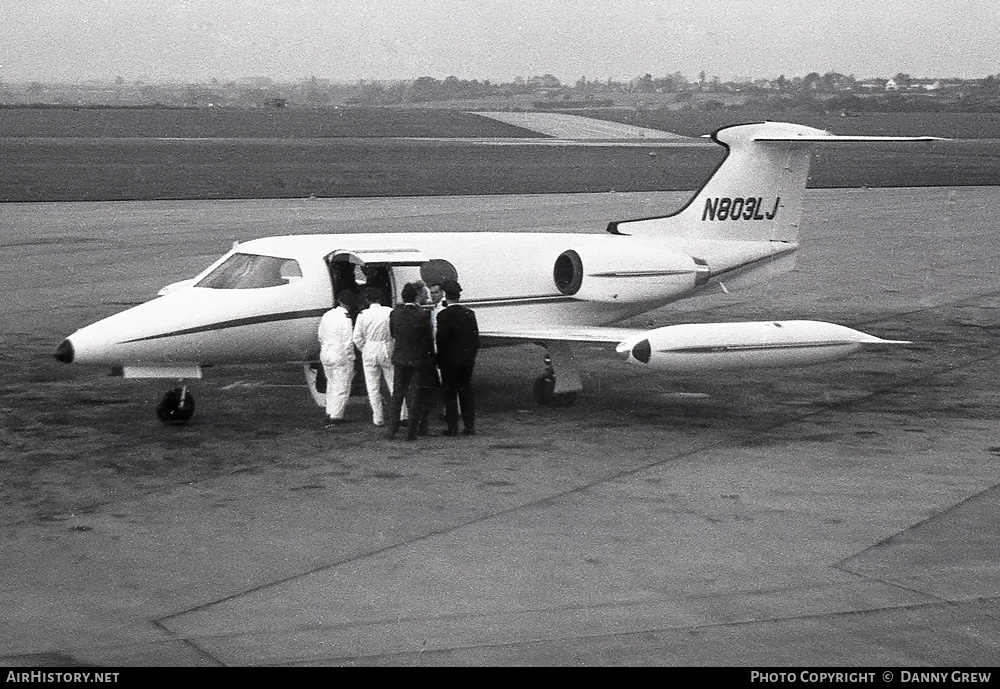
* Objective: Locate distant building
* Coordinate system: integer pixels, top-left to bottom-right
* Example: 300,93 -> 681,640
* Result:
910,78 -> 941,91
859,78 -> 887,91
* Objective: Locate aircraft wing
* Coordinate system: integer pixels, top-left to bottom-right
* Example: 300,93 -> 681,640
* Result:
479,325 -> 645,345
478,324 -> 647,397
481,320 -> 911,373
752,133 -> 946,143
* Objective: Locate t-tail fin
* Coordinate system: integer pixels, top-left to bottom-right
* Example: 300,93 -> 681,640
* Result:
607,121 -> 943,243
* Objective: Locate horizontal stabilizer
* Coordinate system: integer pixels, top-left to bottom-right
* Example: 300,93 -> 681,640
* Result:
753,133 -> 947,143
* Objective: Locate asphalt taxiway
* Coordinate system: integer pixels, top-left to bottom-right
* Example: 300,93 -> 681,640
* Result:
1,188 -> 998,666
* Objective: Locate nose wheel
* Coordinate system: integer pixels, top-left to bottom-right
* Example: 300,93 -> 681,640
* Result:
157,386 -> 195,425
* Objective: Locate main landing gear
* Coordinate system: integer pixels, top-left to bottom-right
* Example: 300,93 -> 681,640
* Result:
156,385 -> 195,425
532,344 -> 581,408
533,367 -> 578,407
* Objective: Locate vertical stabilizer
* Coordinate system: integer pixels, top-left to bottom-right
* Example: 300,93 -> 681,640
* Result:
608,122 -> 824,242
607,122 -> 943,242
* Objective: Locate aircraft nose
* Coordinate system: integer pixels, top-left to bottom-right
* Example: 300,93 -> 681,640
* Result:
54,339 -> 74,363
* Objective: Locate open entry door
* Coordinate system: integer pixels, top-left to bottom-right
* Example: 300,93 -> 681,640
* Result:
327,249 -> 428,305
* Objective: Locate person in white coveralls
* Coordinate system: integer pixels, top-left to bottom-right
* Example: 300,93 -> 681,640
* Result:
317,290 -> 357,425
352,286 -> 407,427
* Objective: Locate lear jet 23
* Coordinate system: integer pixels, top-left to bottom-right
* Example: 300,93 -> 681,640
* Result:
54,121 -> 938,423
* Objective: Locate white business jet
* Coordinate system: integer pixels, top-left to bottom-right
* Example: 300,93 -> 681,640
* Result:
54,121 -> 937,424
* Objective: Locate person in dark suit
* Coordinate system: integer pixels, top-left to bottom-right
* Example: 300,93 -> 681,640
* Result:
435,280 -> 480,436
387,282 -> 437,441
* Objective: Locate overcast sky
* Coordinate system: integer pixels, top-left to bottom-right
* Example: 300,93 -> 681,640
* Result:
1,0 -> 996,84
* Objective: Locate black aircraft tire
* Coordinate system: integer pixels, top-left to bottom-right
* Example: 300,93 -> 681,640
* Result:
156,387 -> 195,425
532,376 -> 578,408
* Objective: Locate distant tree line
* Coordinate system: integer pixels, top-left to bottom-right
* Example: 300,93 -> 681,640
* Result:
2,71 -> 1000,111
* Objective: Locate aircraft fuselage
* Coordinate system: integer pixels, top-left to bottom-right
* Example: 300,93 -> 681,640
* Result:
57,229 -> 790,371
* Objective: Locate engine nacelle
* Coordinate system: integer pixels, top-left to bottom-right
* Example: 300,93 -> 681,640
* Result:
553,244 -> 706,303
616,320 -> 910,372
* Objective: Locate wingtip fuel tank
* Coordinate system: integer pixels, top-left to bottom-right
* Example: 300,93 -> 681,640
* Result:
616,320 -> 910,372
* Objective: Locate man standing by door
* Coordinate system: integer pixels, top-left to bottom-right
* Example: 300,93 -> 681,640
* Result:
318,290 -> 356,426
419,281 -> 446,434
426,282 -> 446,342
387,282 -> 436,441
435,280 -> 479,436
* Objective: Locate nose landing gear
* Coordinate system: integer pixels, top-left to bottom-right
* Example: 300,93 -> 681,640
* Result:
156,385 -> 195,425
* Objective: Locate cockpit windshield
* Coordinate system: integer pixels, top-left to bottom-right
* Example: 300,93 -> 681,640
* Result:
195,253 -> 302,289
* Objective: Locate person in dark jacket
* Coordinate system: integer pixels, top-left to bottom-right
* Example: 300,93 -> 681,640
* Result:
387,282 -> 437,440
435,280 -> 480,436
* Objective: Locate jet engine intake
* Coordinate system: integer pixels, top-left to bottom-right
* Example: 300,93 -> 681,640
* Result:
553,245 -> 700,303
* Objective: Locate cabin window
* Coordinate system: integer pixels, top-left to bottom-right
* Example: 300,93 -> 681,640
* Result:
195,253 -> 302,289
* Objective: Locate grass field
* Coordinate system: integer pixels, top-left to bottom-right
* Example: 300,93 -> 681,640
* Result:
1,108 -> 998,202
0,107 -> 538,138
